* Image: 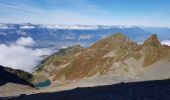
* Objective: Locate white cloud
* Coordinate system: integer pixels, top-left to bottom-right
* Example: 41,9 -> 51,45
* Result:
161,40 -> 170,46
16,37 -> 35,46
0,37 -> 54,73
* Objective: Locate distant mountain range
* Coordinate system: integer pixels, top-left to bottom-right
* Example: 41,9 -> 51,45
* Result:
1,23 -> 170,48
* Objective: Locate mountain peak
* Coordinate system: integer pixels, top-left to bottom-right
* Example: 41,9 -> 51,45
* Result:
110,33 -> 127,38
143,34 -> 161,47
91,33 -> 134,50
108,33 -> 133,44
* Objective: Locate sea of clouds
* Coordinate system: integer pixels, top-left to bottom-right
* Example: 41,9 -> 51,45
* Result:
0,37 -> 54,73
161,40 -> 170,46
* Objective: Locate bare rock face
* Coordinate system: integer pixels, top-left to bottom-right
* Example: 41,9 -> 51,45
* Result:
142,34 -> 169,67
143,34 -> 161,47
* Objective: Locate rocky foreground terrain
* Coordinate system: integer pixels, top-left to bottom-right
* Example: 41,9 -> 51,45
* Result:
2,79 -> 170,100
0,33 -> 170,98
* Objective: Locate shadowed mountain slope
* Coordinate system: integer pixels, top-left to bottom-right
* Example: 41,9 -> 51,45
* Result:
0,65 -> 34,86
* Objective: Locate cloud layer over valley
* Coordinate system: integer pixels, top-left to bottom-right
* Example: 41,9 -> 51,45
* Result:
16,37 -> 35,46
0,37 -> 54,73
161,40 -> 170,46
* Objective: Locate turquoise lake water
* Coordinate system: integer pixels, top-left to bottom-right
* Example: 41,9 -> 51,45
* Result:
34,80 -> 51,88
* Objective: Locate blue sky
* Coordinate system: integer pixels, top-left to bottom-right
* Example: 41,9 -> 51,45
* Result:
0,0 -> 170,26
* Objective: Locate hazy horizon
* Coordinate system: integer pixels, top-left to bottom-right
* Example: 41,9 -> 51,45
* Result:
1,23 -> 170,28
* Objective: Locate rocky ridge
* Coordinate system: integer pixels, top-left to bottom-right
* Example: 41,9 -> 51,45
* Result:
34,33 -> 170,85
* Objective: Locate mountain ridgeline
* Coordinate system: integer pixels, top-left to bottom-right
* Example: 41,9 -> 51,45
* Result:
1,33 -> 170,88
33,33 -> 170,87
